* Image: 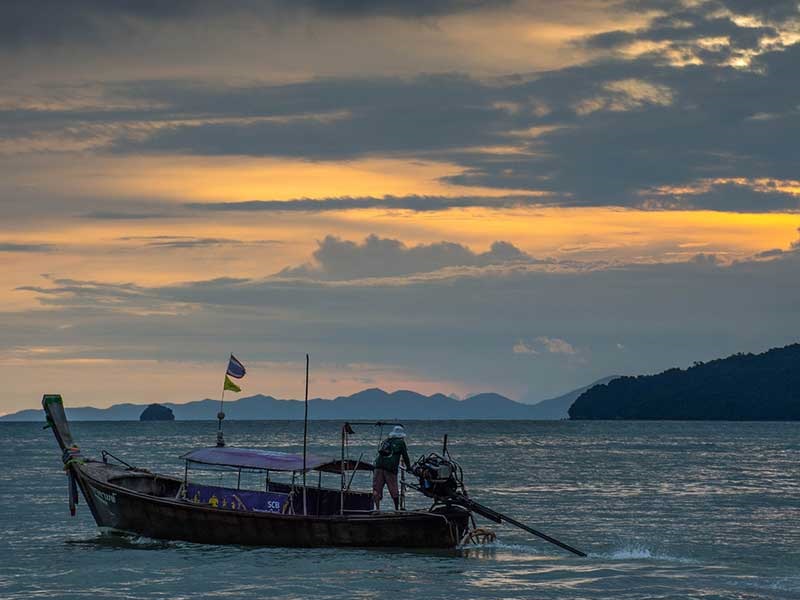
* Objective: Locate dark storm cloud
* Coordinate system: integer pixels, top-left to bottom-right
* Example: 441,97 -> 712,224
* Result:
0,0 -> 206,48
0,0 -> 508,48
4,1 -> 799,213
651,183 -> 800,212
583,14 -> 778,52
623,0 -> 800,21
295,0 -> 511,17
105,75 -> 510,159
108,39 -> 799,211
584,0 -> 795,51
722,0 -> 800,20
442,44 -> 800,210
9,45 -> 800,212
280,234 -> 534,279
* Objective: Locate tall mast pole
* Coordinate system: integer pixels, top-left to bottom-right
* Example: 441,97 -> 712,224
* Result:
216,377 -> 226,447
302,353 -> 309,515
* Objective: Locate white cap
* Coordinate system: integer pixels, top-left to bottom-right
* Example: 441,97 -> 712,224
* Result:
389,425 -> 406,438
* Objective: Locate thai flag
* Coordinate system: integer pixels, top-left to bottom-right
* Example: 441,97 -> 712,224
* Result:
226,354 -> 246,379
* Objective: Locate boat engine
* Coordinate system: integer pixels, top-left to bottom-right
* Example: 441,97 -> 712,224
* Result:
411,452 -> 460,499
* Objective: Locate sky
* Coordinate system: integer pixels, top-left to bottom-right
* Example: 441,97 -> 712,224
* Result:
1,0 -> 799,414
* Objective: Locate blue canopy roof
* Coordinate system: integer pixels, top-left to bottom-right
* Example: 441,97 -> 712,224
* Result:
181,447 -> 372,473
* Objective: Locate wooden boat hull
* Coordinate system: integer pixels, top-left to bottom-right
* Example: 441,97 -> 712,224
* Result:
73,461 -> 469,548
44,394 -> 470,548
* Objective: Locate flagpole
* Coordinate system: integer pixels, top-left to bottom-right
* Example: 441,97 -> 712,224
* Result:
217,380 -> 226,447
302,353 -> 309,516
217,354 -> 245,448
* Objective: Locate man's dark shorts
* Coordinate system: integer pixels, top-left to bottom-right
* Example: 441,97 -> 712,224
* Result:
372,468 -> 399,501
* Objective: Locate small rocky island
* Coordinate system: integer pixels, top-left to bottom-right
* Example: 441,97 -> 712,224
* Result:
139,403 -> 175,421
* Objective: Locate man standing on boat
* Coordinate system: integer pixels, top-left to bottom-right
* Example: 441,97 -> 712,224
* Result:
373,425 -> 411,512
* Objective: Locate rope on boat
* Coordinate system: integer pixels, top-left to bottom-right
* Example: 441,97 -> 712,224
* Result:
60,446 -> 82,516
62,445 -> 83,469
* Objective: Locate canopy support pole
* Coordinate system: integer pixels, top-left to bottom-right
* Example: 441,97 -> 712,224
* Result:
340,425 -> 345,515
302,354 -> 309,516
316,470 -> 322,516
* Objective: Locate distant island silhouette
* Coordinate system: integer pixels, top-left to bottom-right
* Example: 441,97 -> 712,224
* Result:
569,343 -> 800,420
1,379 -> 612,422
139,404 -> 175,421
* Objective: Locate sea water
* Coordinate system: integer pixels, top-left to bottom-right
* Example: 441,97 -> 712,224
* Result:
1,420 -> 798,599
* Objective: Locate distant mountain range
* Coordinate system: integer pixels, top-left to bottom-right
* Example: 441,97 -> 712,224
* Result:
518,376 -> 618,419
569,343 -> 800,420
0,379 -> 614,422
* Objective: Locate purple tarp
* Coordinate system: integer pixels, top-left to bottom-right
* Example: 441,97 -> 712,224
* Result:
181,447 -> 333,472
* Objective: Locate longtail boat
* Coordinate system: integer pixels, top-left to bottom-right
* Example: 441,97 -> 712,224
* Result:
43,394 -> 587,554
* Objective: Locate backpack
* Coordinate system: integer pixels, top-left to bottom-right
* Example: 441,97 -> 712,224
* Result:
378,438 -> 393,457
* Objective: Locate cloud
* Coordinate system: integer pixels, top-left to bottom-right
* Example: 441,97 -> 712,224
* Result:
443,43 -> 800,209
115,236 -> 282,249
185,194 -> 553,213
13,238 -> 800,399
280,234 -> 533,280
583,0 -> 797,64
9,36 -> 792,213
641,181 -> 800,212
104,75 -> 509,160
14,275 -> 203,316
535,336 -> 577,355
80,210 -> 174,220
4,9 -> 800,215
624,0 -> 800,26
513,340 -> 538,354
574,78 -> 675,114
294,0 -> 512,18
0,1 -> 510,49
755,248 -> 786,258
690,253 -> 721,266
0,242 -> 56,253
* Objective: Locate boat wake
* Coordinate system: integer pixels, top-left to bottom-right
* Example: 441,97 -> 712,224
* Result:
459,540 -> 553,556
594,544 -> 697,564
460,540 -> 697,564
